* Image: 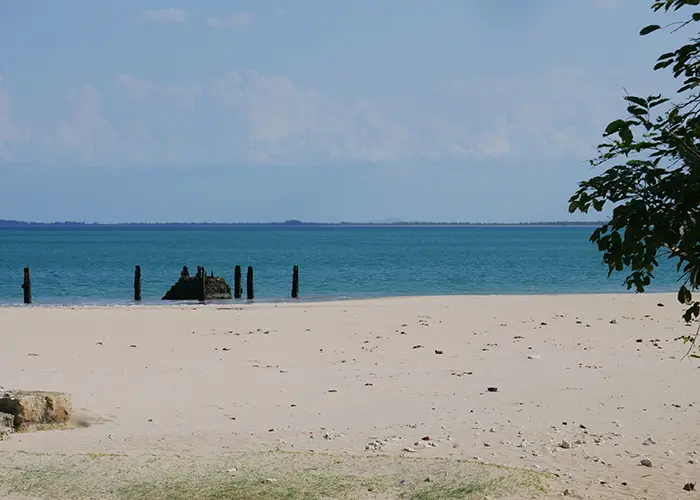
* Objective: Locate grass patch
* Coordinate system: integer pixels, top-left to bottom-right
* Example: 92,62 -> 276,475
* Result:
0,450 -> 550,500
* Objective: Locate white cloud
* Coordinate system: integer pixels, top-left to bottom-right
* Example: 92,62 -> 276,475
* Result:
138,8 -> 186,24
206,12 -> 252,29
115,72 -> 153,98
0,80 -> 30,161
0,67 -> 618,168
441,67 -> 620,161
42,85 -> 116,164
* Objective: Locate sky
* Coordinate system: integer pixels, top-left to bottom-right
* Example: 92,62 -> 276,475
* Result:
0,0 -> 686,222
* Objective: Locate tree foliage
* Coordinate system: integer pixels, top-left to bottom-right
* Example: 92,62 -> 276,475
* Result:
568,0 -> 700,344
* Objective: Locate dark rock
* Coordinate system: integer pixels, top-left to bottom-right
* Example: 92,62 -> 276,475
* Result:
162,268 -> 232,301
683,483 -> 695,491
487,387 -> 499,392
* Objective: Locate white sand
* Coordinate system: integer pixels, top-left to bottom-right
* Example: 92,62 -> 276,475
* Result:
0,293 -> 698,499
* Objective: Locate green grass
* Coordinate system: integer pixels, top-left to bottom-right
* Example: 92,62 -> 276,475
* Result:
0,450 -> 550,500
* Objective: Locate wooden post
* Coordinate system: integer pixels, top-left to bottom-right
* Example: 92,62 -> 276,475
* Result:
234,265 -> 242,299
291,265 -> 299,298
134,265 -> 142,302
22,267 -> 32,304
201,266 -> 206,302
246,266 -> 254,300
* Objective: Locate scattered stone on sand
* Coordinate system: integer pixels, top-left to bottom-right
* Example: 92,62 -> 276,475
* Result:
642,436 -> 657,446
365,440 -> 383,452
0,390 -> 72,430
434,349 -> 443,355
560,440 -> 573,449
609,319 -> 617,324
641,458 -> 653,468
487,387 -> 499,392
683,483 -> 695,491
0,412 -> 14,440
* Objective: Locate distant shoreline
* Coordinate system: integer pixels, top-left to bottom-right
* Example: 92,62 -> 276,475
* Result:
0,219 -> 606,228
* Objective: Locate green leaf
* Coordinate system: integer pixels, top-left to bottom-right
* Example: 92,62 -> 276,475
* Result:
619,126 -> 633,143
640,24 -> 662,36
677,83 -> 697,92
604,119 -> 626,135
682,302 -> 700,323
654,59 -> 674,70
678,285 -> 692,304
624,96 -> 648,107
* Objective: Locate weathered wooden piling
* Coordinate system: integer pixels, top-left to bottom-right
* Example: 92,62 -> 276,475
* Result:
291,265 -> 299,298
22,267 -> 32,304
246,266 -> 254,300
234,265 -> 243,299
134,265 -> 142,301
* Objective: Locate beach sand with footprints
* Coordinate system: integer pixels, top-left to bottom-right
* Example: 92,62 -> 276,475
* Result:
0,293 -> 697,499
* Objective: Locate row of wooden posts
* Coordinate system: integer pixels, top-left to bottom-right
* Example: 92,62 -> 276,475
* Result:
21,265 -> 301,304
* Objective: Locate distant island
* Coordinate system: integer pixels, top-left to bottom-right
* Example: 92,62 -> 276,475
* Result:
0,219 -> 607,228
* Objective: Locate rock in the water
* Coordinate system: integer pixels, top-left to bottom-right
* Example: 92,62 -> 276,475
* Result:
0,390 -> 72,429
162,268 -> 232,301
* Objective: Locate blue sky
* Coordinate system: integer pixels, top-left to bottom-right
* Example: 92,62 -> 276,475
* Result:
0,0 -> 684,222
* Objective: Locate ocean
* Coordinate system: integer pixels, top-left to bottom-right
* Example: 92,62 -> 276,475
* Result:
0,226 -> 680,305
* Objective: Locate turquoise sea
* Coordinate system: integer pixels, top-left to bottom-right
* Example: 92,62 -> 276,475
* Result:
0,226 -> 680,305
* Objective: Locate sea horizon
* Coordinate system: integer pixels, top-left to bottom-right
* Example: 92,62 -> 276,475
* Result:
0,218 -> 607,228
0,224 -> 677,306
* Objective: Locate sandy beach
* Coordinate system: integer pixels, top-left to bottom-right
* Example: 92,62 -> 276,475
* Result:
0,293 -> 698,499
